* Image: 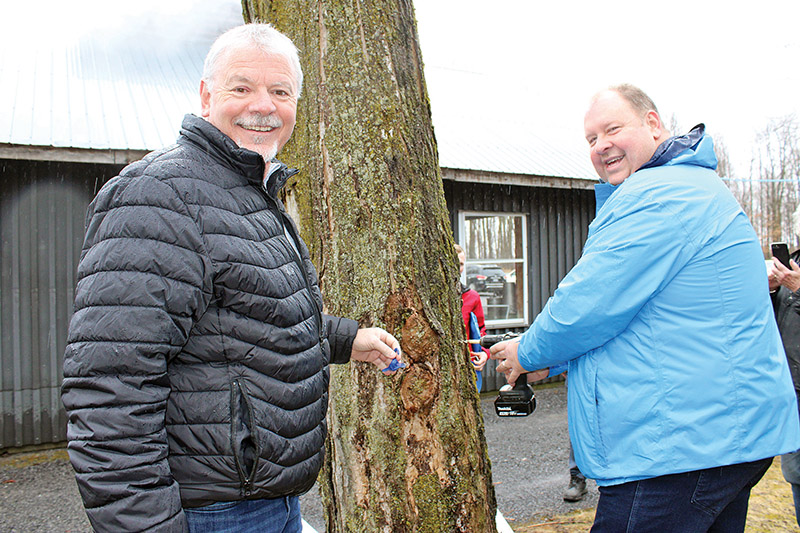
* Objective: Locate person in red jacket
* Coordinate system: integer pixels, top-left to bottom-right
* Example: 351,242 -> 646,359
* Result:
456,245 -> 489,377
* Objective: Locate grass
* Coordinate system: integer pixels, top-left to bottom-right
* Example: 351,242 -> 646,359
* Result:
0,447 -> 69,468
512,457 -> 799,532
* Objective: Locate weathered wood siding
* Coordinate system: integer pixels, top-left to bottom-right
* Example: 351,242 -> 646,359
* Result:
0,158 -> 121,449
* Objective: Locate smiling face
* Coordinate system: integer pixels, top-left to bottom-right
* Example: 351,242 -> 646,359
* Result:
584,90 -> 664,185
200,47 -> 298,161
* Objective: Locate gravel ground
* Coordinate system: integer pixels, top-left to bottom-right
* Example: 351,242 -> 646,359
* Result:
482,384 -> 598,525
0,383 -> 595,532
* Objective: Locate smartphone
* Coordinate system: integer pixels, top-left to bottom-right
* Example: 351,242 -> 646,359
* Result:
771,242 -> 791,268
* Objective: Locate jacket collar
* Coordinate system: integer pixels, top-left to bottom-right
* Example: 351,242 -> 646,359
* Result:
177,114 -> 298,195
639,123 -> 706,171
264,161 -> 299,198
594,181 -> 617,216
594,124 -> 710,213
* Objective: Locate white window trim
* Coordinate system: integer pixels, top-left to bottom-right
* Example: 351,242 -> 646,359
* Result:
458,210 -> 528,329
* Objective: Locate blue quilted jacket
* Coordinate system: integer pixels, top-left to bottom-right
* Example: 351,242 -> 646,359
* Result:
518,126 -> 800,486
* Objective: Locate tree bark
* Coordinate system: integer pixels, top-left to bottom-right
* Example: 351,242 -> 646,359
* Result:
242,1 -> 497,531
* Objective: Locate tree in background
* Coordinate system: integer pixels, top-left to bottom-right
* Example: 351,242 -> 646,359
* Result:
667,113 -> 683,138
751,115 -> 800,247
241,1 -> 497,531
714,134 -> 733,182
726,115 -> 800,250
717,134 -> 757,227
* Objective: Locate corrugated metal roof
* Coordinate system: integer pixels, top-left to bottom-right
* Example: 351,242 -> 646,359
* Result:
433,115 -> 596,181
0,1 -> 243,152
0,1 -> 597,182
424,66 -> 597,181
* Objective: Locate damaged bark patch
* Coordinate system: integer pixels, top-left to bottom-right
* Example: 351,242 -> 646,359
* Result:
400,363 -> 437,415
383,286 -> 441,415
384,285 -> 440,364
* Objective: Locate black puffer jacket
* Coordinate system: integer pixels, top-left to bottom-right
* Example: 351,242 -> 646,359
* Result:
773,249 -> 800,405
62,114 -> 358,532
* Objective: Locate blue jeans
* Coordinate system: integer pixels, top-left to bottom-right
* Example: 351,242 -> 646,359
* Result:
184,496 -> 302,533
782,449 -> 800,527
591,458 -> 772,533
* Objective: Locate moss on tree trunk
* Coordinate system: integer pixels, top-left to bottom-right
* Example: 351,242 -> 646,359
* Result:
243,1 -> 497,530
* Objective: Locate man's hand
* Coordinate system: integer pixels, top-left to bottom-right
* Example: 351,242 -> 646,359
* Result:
769,257 -> 800,293
351,327 -> 403,374
470,350 -> 489,372
489,340 -> 526,385
523,368 -> 550,383
489,340 -> 549,386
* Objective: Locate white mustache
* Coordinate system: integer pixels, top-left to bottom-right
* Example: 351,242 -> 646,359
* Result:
235,114 -> 282,129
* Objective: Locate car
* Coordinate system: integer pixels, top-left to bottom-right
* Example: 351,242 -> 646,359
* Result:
466,264 -> 506,297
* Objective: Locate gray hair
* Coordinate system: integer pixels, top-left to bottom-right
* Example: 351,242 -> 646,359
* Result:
608,83 -> 659,118
202,23 -> 303,97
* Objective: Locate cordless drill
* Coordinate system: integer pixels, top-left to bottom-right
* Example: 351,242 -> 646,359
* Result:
478,334 -> 536,417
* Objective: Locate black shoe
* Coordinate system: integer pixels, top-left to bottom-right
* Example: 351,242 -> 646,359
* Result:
563,473 -> 587,502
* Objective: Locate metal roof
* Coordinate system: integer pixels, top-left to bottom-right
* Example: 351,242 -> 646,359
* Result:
0,1 -> 597,182
433,114 -> 597,182
1,38 -> 202,151
0,1 -> 243,155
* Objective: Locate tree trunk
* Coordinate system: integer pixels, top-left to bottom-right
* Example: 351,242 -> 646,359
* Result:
242,1 -> 497,531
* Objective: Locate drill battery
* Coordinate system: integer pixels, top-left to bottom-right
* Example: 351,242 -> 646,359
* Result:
494,381 -> 536,416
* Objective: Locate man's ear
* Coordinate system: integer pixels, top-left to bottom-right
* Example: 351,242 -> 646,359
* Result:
646,110 -> 664,139
199,80 -> 211,118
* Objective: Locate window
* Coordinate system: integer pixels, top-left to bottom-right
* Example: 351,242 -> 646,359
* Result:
459,211 -> 528,328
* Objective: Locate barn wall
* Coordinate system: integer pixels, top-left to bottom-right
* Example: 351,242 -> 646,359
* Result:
0,158 -> 120,449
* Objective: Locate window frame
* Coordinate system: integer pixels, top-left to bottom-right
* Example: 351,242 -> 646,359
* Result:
458,210 -> 529,329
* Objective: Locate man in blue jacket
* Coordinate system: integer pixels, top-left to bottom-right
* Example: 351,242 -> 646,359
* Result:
490,84 -> 800,532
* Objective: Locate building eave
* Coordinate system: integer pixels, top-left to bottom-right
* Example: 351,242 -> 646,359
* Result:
0,144 -> 148,165
441,167 -> 597,191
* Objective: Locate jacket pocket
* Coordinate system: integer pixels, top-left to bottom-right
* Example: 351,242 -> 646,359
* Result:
230,379 -> 260,496
573,350 -> 609,472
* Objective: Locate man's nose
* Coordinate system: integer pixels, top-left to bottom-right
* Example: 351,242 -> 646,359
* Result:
593,136 -> 611,154
249,89 -> 277,114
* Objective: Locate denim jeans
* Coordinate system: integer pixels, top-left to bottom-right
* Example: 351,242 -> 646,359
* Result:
782,449 -> 800,527
591,458 -> 772,533
184,496 -> 301,533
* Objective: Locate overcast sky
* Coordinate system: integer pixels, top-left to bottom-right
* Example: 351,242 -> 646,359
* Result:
414,0 -> 800,177
5,0 -> 798,178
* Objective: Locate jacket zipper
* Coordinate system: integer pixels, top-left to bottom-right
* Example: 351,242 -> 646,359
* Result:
259,183 -> 325,343
279,212 -> 325,342
231,379 -> 257,497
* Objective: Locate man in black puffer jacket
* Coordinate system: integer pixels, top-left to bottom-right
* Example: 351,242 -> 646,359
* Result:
62,23 -> 402,533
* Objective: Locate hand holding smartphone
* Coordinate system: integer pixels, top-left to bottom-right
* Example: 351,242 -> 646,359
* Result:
771,242 -> 791,268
